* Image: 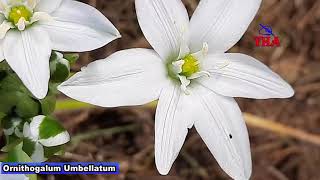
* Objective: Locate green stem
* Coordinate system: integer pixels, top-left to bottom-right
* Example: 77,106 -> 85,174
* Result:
55,99 -> 93,111
70,124 -> 140,147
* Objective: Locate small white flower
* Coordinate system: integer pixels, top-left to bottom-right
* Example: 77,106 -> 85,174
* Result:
58,0 -> 294,179
3,117 -> 23,138
22,115 -> 70,162
0,0 -> 120,99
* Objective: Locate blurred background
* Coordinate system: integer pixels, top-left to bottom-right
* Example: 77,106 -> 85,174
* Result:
45,0 -> 320,179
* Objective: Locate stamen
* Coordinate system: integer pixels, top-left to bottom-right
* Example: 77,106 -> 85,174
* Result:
8,5 -> 32,25
181,54 -> 199,77
27,0 -> 37,9
191,42 -> 208,62
171,60 -> 184,74
168,43 -> 210,95
17,17 -> 27,30
178,75 -> 191,95
188,71 -> 210,80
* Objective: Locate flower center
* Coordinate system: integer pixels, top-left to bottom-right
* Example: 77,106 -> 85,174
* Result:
8,5 -> 32,25
180,54 -> 200,77
166,43 -> 210,94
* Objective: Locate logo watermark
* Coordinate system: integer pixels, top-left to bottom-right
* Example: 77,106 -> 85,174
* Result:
1,162 -> 120,175
255,24 -> 280,47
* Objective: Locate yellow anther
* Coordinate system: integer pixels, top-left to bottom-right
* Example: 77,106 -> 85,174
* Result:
8,5 -> 32,25
181,54 -> 199,77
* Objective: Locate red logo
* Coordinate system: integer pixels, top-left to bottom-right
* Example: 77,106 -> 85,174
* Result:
254,24 -> 280,47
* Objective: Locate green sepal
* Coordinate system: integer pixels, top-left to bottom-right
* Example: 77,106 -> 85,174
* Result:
39,116 -> 65,140
22,138 -> 36,157
63,53 -> 79,64
50,60 -> 70,82
50,52 -> 71,83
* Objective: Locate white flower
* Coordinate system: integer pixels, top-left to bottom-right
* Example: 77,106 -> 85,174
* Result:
58,0 -> 294,179
0,0 -> 120,99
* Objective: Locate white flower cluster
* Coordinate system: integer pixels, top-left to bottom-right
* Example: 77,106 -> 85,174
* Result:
1,0 -> 295,179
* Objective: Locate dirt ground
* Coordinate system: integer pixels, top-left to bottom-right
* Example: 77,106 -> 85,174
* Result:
46,0 -> 320,179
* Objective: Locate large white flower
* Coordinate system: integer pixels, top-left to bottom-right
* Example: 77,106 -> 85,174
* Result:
0,0 -> 120,99
58,0 -> 294,179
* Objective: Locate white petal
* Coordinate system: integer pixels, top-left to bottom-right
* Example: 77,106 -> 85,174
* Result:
0,40 -> 3,61
39,131 -> 70,147
135,0 -> 189,60
30,12 -> 53,23
35,0 -> 62,13
59,49 -> 168,107
29,115 -> 45,140
193,86 -> 251,180
0,21 -> 13,39
39,0 -> 120,52
155,83 -> 194,175
198,53 -> 294,99
27,0 -> 38,9
30,142 -> 46,162
189,0 -> 262,53
23,123 -> 32,139
3,26 -> 51,99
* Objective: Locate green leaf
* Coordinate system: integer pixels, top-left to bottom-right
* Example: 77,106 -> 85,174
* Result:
0,91 -> 18,113
0,73 -> 29,94
39,116 -> 65,139
64,53 -> 79,64
0,71 -> 6,81
6,143 -> 37,180
0,61 -> 11,71
0,112 -> 6,126
40,95 -> 56,115
7,143 -> 32,162
15,92 -> 40,118
1,139 -> 23,152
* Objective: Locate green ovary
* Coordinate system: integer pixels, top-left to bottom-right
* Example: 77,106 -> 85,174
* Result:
8,5 -> 32,24
181,54 -> 199,77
